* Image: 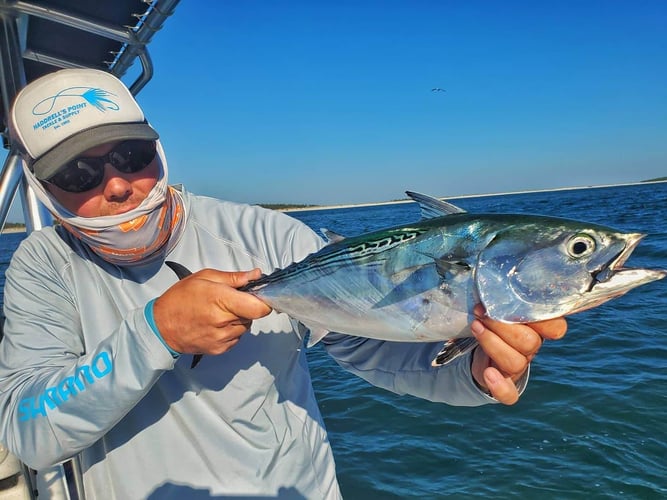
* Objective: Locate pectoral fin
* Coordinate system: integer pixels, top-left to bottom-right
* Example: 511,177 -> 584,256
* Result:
435,259 -> 471,281
371,265 -> 438,309
431,337 -> 478,366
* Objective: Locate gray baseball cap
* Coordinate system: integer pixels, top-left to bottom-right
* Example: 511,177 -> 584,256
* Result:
10,68 -> 158,180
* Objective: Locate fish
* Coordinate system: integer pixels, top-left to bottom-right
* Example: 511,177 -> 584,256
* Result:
166,192 -> 666,368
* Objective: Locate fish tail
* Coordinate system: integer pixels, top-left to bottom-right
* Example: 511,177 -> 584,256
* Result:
165,261 -> 192,279
164,261 -> 202,368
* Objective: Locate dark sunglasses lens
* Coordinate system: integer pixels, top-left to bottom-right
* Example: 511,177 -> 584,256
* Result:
48,160 -> 105,193
109,140 -> 157,173
46,140 -> 156,193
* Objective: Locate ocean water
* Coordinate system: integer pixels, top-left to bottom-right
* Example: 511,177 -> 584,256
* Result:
1,183 -> 665,499
291,183 -> 667,499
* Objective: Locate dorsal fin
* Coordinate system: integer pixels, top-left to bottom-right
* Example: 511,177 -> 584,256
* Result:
406,191 -> 467,219
321,228 -> 346,244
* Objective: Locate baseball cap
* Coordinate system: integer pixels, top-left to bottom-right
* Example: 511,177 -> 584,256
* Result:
9,68 -> 159,180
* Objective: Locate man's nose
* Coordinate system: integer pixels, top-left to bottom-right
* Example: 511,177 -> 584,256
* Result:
102,165 -> 133,201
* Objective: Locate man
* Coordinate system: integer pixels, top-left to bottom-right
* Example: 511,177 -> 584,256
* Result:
0,69 -> 566,499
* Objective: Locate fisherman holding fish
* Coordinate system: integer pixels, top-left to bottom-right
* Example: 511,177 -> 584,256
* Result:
0,69 -> 571,498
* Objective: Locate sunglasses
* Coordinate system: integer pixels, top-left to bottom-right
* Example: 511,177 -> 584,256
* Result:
44,140 -> 157,193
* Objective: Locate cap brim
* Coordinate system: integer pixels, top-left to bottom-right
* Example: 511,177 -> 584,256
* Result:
32,122 -> 159,180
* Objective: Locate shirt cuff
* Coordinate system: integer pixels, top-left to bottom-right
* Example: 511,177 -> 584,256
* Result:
469,347 -> 531,400
144,299 -> 180,358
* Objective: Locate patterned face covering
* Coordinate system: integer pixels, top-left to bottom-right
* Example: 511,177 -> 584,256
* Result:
22,141 -> 186,266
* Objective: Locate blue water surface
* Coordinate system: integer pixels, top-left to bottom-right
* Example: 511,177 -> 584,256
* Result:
1,183 -> 665,498
289,183 -> 667,499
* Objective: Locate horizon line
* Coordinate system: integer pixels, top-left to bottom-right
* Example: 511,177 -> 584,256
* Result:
280,179 -> 667,213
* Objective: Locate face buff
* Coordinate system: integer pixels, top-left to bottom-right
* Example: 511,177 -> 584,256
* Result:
21,142 -> 186,266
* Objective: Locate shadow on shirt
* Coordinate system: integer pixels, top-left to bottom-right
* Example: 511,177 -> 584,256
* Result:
147,483 -> 307,499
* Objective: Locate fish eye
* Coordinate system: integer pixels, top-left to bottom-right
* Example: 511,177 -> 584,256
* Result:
567,234 -> 596,258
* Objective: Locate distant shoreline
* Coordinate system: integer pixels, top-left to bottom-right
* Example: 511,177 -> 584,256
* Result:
279,179 -> 667,213
1,226 -> 26,234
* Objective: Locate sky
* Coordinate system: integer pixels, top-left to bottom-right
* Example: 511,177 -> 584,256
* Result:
6,0 -> 667,211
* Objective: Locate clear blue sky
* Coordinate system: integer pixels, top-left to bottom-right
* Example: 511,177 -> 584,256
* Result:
10,1 -> 667,209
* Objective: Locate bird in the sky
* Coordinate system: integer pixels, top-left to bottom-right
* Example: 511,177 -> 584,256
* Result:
431,88 -> 446,92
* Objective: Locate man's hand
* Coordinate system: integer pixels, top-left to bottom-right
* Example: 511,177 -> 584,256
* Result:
470,304 -> 567,405
153,268 -> 272,356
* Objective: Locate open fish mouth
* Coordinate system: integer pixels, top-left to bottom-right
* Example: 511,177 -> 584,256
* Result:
591,233 -> 645,285
585,233 -> 666,305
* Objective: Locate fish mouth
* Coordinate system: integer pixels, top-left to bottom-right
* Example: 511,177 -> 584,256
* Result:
590,233 -> 644,285
582,233 -> 666,311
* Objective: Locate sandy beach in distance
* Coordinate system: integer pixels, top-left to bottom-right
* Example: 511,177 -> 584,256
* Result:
281,180 -> 667,213
1,226 -> 26,234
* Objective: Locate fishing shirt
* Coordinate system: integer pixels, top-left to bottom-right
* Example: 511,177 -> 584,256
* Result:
0,188 -> 496,499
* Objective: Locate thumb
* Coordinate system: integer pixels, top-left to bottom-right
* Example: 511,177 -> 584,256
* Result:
224,268 -> 263,289
197,268 -> 263,289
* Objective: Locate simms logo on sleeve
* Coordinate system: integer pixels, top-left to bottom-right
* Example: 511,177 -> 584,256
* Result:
18,352 -> 113,422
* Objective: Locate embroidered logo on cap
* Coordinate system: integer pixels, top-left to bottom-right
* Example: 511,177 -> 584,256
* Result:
31,87 -> 120,132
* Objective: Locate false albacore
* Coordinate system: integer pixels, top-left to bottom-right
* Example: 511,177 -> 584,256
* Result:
167,192 -> 665,368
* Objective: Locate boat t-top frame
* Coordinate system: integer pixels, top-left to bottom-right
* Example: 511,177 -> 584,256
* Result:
0,0 -> 179,233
